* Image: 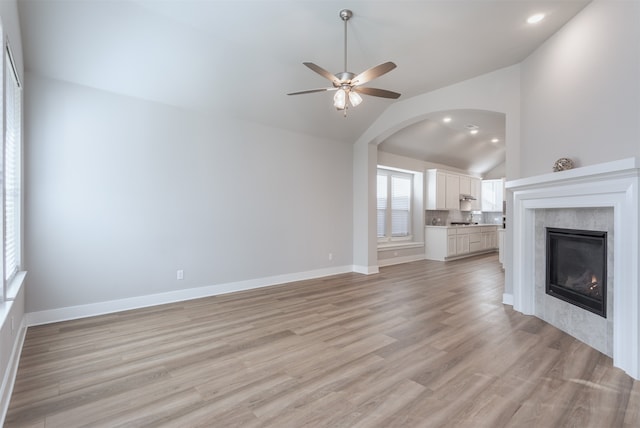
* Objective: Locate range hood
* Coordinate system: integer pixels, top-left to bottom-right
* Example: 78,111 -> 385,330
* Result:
460,194 -> 477,201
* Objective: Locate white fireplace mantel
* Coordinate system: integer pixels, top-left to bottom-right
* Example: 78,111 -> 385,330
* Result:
506,157 -> 640,379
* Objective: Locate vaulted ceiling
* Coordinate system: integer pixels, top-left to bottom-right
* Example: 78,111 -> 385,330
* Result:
18,0 -> 590,174
380,109 -> 506,175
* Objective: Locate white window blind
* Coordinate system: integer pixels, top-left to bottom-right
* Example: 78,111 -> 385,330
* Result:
376,174 -> 387,237
5,46 -> 21,283
390,175 -> 411,237
377,168 -> 413,241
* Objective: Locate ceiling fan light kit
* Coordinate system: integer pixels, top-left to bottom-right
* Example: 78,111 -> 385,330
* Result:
288,9 -> 401,116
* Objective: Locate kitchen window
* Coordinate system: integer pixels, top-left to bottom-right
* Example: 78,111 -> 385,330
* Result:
377,168 -> 413,242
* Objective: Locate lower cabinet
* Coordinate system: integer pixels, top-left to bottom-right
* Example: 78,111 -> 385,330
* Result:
469,232 -> 482,252
425,225 -> 499,261
447,232 -> 457,257
456,234 -> 470,255
481,228 -> 498,250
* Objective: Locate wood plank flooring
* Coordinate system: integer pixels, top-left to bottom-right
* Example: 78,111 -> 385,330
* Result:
6,253 -> 640,427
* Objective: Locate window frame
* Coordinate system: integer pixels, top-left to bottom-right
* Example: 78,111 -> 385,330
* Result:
2,37 -> 23,302
377,167 -> 414,244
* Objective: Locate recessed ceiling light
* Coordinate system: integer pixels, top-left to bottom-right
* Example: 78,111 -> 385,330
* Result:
470,129 -> 479,135
443,117 -> 452,123
527,13 -> 545,24
491,138 -> 500,143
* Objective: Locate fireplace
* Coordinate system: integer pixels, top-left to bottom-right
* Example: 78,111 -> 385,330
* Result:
507,157 -> 640,379
546,227 -> 607,317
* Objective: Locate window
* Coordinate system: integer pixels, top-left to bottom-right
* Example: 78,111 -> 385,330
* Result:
377,168 -> 413,241
3,41 -> 22,299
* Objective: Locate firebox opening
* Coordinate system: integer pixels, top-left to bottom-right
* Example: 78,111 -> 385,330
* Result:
546,227 -> 607,318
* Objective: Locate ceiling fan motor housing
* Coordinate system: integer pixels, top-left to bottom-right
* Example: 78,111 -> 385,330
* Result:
335,72 -> 355,86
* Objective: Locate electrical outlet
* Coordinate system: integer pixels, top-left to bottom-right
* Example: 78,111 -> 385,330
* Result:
177,269 -> 184,280
328,253 -> 333,261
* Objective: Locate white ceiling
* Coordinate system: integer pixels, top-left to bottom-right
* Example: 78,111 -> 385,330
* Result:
380,109 -> 506,175
18,0 -> 590,174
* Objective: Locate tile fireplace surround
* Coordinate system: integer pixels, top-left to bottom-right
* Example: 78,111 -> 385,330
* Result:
506,158 -> 640,379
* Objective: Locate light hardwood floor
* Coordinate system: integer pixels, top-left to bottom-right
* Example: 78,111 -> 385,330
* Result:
6,253 -> 640,427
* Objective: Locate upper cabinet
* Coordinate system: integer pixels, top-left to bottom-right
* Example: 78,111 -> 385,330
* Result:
459,176 -> 471,195
445,174 -> 460,209
470,178 -> 481,211
426,169 -> 481,211
426,170 -> 454,210
481,178 -> 504,212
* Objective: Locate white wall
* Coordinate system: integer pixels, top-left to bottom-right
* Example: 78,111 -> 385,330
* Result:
24,74 -> 353,314
483,162 -> 506,180
352,141 -> 378,274
520,0 -> 640,178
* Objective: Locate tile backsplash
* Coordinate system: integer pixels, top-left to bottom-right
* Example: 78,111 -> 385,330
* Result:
481,211 -> 503,225
426,210 -> 503,226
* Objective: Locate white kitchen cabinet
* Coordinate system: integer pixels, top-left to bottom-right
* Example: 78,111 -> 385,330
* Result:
459,176 -> 471,196
445,174 -> 460,209
427,169 -> 482,211
447,234 -> 457,257
426,225 -> 499,261
426,170 -> 460,210
447,228 -> 457,257
481,179 -> 504,212
426,170 -> 447,210
435,172 -> 446,209
481,226 -> 498,250
470,178 -> 482,211
469,232 -> 482,252
456,234 -> 470,255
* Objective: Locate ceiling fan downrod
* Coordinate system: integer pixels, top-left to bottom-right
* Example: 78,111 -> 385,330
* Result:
338,9 -> 353,117
340,9 -> 352,73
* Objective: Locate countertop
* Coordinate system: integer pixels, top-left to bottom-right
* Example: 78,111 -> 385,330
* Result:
425,224 -> 500,229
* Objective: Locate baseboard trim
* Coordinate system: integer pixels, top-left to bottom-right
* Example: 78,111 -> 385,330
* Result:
377,254 -> 425,267
0,316 -> 27,425
26,265 -> 353,326
352,265 -> 379,275
503,293 -> 514,306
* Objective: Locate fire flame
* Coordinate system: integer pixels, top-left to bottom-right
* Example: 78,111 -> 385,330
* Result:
590,275 -> 599,291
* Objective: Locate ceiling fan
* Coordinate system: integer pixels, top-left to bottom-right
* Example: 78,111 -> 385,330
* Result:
288,9 -> 401,115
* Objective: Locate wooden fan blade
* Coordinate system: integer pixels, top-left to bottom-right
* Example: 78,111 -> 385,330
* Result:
287,87 -> 337,96
351,61 -> 396,85
303,62 -> 340,84
353,86 -> 401,99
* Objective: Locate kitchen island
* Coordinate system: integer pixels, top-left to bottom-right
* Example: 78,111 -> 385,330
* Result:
425,224 -> 499,261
